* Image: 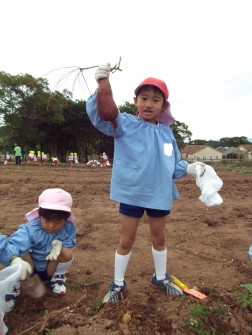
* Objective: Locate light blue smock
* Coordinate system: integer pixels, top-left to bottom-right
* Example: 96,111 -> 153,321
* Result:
0,234 -> 7,260
0,218 -> 76,271
86,91 -> 188,211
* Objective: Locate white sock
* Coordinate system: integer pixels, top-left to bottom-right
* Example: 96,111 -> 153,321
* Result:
114,251 -> 131,286
152,246 -> 167,281
53,258 -> 73,276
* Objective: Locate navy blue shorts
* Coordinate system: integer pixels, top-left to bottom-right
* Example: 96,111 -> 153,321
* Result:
119,203 -> 170,218
33,268 -> 51,281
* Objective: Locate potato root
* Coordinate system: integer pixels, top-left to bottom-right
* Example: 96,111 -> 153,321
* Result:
121,311 -> 132,324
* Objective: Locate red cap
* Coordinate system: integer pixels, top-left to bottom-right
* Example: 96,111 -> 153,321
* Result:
134,77 -> 169,100
134,77 -> 176,126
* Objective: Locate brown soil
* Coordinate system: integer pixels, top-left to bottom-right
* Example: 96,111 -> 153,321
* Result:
1,164 -> 252,335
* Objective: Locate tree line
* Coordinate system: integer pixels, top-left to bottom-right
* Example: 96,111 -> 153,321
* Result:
0,71 -> 250,162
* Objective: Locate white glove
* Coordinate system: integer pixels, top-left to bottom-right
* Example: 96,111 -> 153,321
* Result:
46,240 -> 62,261
187,162 -> 205,177
11,257 -> 32,280
95,63 -> 111,82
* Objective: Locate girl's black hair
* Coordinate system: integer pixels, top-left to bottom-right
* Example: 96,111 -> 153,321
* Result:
38,207 -> 70,221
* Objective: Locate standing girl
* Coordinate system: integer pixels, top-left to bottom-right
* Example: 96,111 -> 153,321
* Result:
86,63 -> 205,303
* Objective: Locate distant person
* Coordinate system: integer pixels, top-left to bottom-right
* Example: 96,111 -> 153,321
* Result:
14,143 -> 21,165
74,153 -> 79,164
68,153 -> 74,166
42,152 -> 47,165
37,151 -> 41,163
101,152 -> 108,167
52,156 -> 59,166
0,188 -> 77,309
28,150 -> 35,164
86,63 -> 206,303
21,148 -> 26,163
5,152 -> 11,164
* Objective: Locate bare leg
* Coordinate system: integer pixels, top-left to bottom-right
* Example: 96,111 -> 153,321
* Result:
149,216 -> 166,251
117,214 -> 140,255
47,247 -> 73,277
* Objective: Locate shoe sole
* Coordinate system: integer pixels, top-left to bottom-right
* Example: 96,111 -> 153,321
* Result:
150,282 -> 183,295
103,288 -> 128,304
55,291 -> 66,296
48,285 -> 66,296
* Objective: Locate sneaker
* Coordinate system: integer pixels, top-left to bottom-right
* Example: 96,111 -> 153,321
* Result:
5,286 -> 21,312
151,273 -> 183,295
48,274 -> 66,296
102,281 -> 127,304
5,286 -> 21,302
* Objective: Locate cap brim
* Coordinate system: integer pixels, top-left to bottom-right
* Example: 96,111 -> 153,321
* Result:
25,208 -> 76,222
134,83 -> 168,100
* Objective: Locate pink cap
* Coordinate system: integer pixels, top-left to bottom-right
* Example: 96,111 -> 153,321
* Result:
134,77 -> 176,126
25,188 -> 76,222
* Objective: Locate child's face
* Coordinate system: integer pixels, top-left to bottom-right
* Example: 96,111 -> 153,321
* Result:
134,87 -> 164,124
41,216 -> 66,234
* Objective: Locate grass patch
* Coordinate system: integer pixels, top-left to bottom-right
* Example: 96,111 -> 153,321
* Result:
237,283 -> 252,309
180,304 -> 227,335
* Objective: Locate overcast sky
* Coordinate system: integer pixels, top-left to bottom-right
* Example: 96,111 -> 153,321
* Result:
1,0 -> 252,141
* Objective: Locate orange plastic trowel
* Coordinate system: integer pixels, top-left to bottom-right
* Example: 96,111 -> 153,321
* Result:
171,275 -> 207,300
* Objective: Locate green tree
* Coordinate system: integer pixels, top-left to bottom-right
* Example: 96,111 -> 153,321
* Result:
0,125 -> 12,154
0,72 -> 50,148
61,99 -> 100,162
0,71 -> 72,156
219,136 -> 250,147
190,139 -> 208,145
171,121 -> 192,150
207,139 -> 222,148
118,102 -> 136,115
34,89 -> 73,157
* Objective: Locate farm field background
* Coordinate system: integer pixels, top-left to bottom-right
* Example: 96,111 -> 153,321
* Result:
0,164 -> 251,335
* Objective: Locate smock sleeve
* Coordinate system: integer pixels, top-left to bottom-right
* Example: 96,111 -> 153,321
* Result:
61,221 -> 77,248
0,234 -> 7,261
0,225 -> 33,266
171,136 -> 188,179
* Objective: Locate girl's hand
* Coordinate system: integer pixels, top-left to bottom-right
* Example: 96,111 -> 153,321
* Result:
187,162 -> 206,177
11,257 -> 32,280
95,63 -> 111,82
46,240 -> 62,261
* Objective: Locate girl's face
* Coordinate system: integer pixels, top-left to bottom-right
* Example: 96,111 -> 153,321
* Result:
40,216 -> 66,234
134,87 -> 165,124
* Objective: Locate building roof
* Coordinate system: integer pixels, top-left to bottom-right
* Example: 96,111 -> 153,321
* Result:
237,144 -> 252,152
217,147 -> 241,155
181,145 -> 214,154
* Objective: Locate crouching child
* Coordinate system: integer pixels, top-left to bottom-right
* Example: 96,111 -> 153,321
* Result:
0,188 -> 76,308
